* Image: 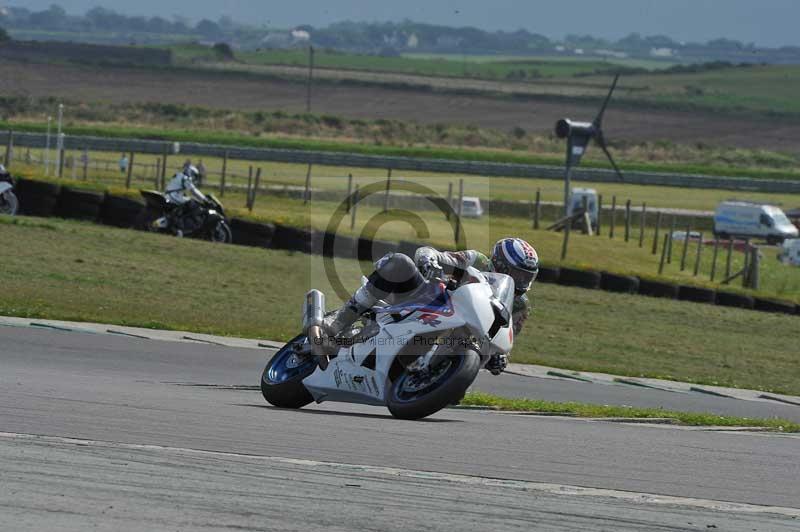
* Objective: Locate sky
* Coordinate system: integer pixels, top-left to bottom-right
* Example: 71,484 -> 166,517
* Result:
18,0 -> 798,48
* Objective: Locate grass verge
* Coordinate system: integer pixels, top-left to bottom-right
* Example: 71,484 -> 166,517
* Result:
460,392 -> 800,432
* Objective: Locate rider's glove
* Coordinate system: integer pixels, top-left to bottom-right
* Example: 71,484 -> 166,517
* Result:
418,256 -> 442,280
487,354 -> 508,376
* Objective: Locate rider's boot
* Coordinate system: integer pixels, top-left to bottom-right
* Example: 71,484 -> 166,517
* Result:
322,285 -> 377,338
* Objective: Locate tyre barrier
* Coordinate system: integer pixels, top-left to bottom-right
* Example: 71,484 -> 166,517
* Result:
57,186 -> 105,222
312,231 -> 358,259
557,267 -> 601,289
397,240 -> 422,260
15,178 -> 61,217
637,279 -> 679,299
715,291 -> 755,310
101,194 -> 143,228
600,272 -> 640,294
230,218 -> 275,248
677,285 -> 716,304
536,266 -> 560,284
270,224 -> 314,254
357,238 -> 397,262
753,298 -> 797,315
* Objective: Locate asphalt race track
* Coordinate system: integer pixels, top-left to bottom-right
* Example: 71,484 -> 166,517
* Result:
1,326 -> 799,531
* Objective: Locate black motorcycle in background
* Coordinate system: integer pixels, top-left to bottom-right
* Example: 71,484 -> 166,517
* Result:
136,190 -> 233,243
0,164 -> 18,216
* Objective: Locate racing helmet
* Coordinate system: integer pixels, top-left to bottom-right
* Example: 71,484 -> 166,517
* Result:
183,165 -> 200,182
491,238 -> 539,295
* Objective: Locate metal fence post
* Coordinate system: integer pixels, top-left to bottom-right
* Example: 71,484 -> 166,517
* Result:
624,199 -> 631,242
638,202 -> 646,247
219,150 -> 228,197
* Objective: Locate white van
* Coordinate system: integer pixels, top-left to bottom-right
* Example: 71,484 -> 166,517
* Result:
713,201 -> 799,244
778,239 -> 800,266
566,188 -> 599,227
460,196 -> 484,218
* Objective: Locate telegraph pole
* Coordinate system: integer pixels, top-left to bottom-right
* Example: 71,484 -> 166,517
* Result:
45,116 -> 52,176
306,45 -> 315,113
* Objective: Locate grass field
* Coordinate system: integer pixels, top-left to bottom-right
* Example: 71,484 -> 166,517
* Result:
1,215 -> 798,395
236,48 -> 619,79
171,44 -> 800,117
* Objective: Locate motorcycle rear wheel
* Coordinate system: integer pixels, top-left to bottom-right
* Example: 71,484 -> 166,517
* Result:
0,190 -> 18,215
261,334 -> 317,409
387,349 -> 480,420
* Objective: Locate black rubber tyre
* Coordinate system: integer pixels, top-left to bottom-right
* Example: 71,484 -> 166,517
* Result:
230,218 -> 275,248
357,238 -> 397,262
16,178 -> 60,198
135,207 -> 162,232
638,279 -> 679,299
0,190 -> 18,215
600,272 -> 640,294
271,224 -> 314,254
57,187 -> 104,220
557,267 -> 601,289
387,350 -> 481,420
677,285 -> 716,304
312,231 -> 357,259
208,220 -> 233,244
15,178 -> 60,217
22,195 -> 59,217
261,334 -> 317,409
715,291 -> 755,310
753,298 -> 797,315
536,266 -> 560,284
397,241 -> 422,260
101,194 -> 144,228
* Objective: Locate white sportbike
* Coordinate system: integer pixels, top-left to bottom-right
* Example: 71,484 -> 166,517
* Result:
261,266 -> 515,419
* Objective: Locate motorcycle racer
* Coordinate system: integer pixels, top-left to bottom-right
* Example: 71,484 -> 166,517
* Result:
323,238 -> 539,375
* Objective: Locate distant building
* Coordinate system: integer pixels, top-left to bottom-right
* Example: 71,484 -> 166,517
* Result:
291,29 -> 310,42
650,47 -> 675,57
261,29 -> 311,49
595,49 -> 629,59
407,33 -> 419,49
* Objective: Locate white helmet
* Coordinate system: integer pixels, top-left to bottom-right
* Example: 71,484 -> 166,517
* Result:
491,238 -> 539,295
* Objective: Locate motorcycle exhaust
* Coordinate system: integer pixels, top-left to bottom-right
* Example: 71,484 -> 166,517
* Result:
303,290 -> 330,370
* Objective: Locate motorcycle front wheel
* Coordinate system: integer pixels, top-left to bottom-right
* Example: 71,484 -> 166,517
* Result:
209,220 -> 233,243
0,190 -> 18,215
387,349 -> 480,420
261,334 -> 317,409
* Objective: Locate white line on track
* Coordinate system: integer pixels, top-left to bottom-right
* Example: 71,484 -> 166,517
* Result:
1,431 -> 798,518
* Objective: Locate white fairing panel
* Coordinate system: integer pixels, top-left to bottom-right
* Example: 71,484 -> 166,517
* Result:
0,182 -> 12,194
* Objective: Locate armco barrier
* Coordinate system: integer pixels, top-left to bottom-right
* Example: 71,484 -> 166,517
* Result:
10,180 -> 798,317
4,131 -> 800,194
